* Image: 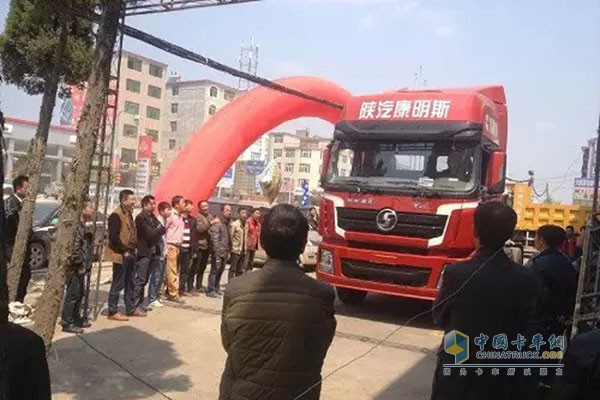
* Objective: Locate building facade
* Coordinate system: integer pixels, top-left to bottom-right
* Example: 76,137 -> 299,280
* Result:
574,137 -> 597,205
3,117 -> 76,189
115,51 -> 168,188
267,130 -> 330,203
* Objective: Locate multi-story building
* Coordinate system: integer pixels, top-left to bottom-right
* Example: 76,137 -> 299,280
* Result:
2,117 -> 76,189
267,129 -> 330,203
161,76 -> 269,196
115,51 -> 168,188
574,137 -> 598,205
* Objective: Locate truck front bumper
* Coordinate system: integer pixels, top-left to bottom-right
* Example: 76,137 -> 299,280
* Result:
316,242 -> 465,301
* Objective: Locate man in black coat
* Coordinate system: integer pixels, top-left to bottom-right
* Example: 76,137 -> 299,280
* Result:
61,200 -> 95,334
130,195 -> 166,316
220,204 -> 336,400
431,201 -> 538,400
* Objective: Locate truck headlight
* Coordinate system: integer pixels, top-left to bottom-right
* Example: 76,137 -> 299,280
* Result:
436,264 -> 450,289
319,249 -> 334,274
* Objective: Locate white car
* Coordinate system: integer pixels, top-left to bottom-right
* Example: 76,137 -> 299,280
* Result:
253,229 -> 322,270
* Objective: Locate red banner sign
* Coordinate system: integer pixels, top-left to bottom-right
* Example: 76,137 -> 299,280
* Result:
138,135 -> 153,160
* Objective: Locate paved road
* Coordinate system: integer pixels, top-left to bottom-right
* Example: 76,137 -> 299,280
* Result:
34,269 -> 442,400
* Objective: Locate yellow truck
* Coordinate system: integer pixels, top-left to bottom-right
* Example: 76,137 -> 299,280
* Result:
506,183 -> 590,253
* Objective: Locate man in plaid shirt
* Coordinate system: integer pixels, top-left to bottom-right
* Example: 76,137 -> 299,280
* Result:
4,175 -> 31,303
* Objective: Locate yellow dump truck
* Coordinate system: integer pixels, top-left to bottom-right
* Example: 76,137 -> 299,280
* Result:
507,183 -> 590,252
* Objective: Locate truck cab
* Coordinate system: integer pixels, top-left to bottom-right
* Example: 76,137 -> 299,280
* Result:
316,86 -> 508,304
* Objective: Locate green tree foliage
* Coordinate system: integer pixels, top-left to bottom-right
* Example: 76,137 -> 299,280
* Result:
0,0 -> 96,96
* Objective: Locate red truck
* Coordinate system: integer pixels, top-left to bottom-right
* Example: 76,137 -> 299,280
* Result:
316,86 -> 508,304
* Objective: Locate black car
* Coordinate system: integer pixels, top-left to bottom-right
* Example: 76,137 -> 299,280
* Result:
29,199 -> 106,270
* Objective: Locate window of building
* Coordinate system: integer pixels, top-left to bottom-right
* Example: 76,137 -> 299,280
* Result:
273,135 -> 283,143
168,139 -> 176,150
148,85 -> 162,99
273,149 -> 283,158
299,163 -> 311,173
171,86 -> 179,96
285,163 -> 294,173
171,103 -> 178,113
146,106 -> 161,120
123,124 -> 138,138
285,149 -> 295,158
209,86 -> 218,97
250,152 -> 261,161
145,129 -> 159,142
126,79 -> 141,93
127,57 -> 142,72
208,105 -> 217,115
170,121 -> 177,132
121,148 -> 136,163
124,101 -> 140,115
301,150 -> 312,158
149,63 -> 163,78
224,90 -> 236,101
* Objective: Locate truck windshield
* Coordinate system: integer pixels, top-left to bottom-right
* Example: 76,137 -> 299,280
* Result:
325,140 -> 480,194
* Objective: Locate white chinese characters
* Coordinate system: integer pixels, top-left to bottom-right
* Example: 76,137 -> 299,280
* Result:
358,99 -> 451,120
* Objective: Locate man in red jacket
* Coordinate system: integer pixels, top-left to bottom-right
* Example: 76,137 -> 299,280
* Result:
244,208 -> 261,273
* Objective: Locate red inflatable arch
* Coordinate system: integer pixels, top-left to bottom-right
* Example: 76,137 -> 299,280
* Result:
155,76 -> 352,202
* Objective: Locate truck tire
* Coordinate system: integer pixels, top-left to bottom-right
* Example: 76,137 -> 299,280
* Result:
336,287 -> 367,305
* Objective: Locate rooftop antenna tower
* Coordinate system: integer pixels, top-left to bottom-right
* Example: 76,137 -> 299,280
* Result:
414,65 -> 427,88
238,37 -> 259,91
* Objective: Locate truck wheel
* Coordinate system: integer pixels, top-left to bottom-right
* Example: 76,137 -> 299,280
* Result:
336,287 -> 367,305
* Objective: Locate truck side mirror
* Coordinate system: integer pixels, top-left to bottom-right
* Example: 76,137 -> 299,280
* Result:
321,146 -> 331,182
486,151 -> 506,195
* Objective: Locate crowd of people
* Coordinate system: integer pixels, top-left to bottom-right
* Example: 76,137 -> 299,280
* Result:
3,175 -> 600,399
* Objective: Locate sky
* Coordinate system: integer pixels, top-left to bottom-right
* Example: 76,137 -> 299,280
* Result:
0,0 -> 599,202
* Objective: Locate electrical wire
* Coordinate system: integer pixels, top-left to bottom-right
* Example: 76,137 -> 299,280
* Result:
75,333 -> 175,400
293,248 -> 503,400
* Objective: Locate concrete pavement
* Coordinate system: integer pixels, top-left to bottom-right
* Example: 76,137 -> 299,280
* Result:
41,271 -> 441,400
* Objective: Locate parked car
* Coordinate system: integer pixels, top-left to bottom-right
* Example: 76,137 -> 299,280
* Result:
253,229 -> 322,271
29,198 -> 107,270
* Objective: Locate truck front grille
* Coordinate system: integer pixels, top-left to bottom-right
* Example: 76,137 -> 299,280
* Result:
337,208 -> 447,239
341,259 -> 431,287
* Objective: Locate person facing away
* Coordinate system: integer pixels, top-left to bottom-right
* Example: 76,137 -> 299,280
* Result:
228,208 -> 248,280
207,204 -> 232,298
244,208 -> 261,273
164,195 -> 185,303
179,199 -> 199,297
528,225 -> 578,334
132,195 -> 166,316
550,329 -> 600,400
104,189 -> 137,321
148,202 -> 172,309
4,175 -> 33,304
193,200 -> 214,293
219,204 -> 336,400
431,201 -> 538,400
61,200 -> 95,334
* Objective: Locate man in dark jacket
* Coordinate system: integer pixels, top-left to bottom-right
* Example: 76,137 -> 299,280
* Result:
131,195 -> 166,316
529,225 -> 578,333
61,200 -> 95,333
431,201 -> 538,400
220,204 -> 336,400
4,175 -> 32,303
550,329 -> 600,399
193,200 -> 213,293
208,204 -> 232,298
179,199 -> 198,296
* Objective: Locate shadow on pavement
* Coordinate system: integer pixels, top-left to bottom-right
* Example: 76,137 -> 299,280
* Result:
335,293 -> 436,329
372,353 -> 437,400
49,325 -> 192,400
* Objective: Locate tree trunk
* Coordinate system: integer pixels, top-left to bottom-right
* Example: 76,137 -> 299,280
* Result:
6,16 -> 71,301
33,0 -> 122,350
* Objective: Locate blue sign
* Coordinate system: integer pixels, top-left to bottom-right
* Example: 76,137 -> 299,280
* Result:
301,180 -> 310,207
246,160 -> 265,175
